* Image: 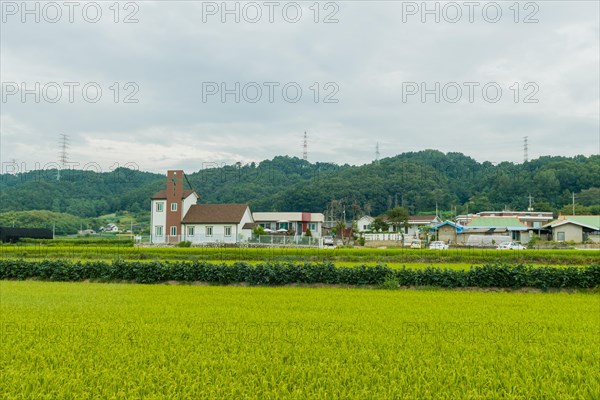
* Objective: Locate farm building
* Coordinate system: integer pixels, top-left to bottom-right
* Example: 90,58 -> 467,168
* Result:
460,217 -> 530,244
545,215 -> 600,243
431,221 -> 465,243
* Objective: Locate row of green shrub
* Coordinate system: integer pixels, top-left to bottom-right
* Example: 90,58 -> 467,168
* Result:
1,245 -> 598,264
1,260 -> 598,289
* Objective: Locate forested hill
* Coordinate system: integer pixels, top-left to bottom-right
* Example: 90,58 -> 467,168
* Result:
1,151 -> 599,218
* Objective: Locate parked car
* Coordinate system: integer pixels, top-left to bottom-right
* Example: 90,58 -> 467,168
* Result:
323,236 -> 335,247
496,241 -> 526,250
429,241 -> 449,250
410,239 -> 421,249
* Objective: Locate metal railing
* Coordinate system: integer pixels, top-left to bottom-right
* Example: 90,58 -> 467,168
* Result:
248,235 -> 322,247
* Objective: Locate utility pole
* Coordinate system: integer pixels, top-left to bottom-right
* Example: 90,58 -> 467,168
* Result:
572,192 -> 576,215
528,194 -> 534,211
302,131 -> 308,161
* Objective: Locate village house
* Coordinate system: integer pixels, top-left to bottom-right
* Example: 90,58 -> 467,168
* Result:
252,212 -> 324,237
357,214 -> 441,244
431,221 -> 464,243
432,216 -> 534,246
460,216 -> 529,245
357,215 -> 441,235
150,170 -> 326,245
182,203 -> 255,244
356,216 -> 375,233
150,170 -> 255,244
544,215 -> 600,243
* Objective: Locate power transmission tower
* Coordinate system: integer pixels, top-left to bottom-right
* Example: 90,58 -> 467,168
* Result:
375,142 -> 380,164
302,131 -> 308,161
57,134 -> 69,180
523,136 -> 528,163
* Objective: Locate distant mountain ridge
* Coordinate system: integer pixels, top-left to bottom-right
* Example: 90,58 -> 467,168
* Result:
1,151 -> 599,218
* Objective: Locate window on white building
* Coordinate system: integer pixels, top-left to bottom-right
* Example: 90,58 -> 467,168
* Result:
309,223 -> 317,231
206,226 -> 213,237
156,202 -> 164,212
557,232 -> 565,241
155,226 -> 163,236
170,226 -> 177,236
171,203 -> 177,212
187,226 -> 195,236
225,226 -> 232,237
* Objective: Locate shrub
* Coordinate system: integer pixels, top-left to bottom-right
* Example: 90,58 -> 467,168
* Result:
380,274 -> 400,290
1,260 -> 598,289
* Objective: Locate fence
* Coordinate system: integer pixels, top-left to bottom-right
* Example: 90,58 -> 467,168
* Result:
363,233 -> 407,242
248,235 -> 322,247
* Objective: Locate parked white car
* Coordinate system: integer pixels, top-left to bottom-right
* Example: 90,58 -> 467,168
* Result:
323,236 -> 335,247
429,241 -> 449,250
496,242 -> 526,250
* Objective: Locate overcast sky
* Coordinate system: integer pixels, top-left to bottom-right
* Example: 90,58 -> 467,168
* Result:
1,1 -> 598,173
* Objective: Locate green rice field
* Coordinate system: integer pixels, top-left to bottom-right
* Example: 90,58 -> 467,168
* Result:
1,281 -> 598,399
2,244 -> 598,266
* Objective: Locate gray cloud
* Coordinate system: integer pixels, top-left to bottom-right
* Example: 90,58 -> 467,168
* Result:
1,1 -> 598,173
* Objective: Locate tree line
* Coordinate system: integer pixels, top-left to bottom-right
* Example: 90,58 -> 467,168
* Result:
1,151 -> 598,225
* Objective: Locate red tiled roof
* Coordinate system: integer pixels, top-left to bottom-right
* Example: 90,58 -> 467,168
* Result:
182,204 -> 249,224
151,189 -> 197,200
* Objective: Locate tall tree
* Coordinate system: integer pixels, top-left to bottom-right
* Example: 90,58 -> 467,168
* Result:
385,206 -> 409,232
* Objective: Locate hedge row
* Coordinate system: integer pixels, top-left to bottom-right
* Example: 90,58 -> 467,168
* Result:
1,260 -> 599,289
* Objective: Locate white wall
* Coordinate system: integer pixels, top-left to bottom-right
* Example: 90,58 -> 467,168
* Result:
182,193 -> 199,218
357,216 -> 374,232
183,224 -> 238,244
183,206 -> 255,244
150,200 -> 167,243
